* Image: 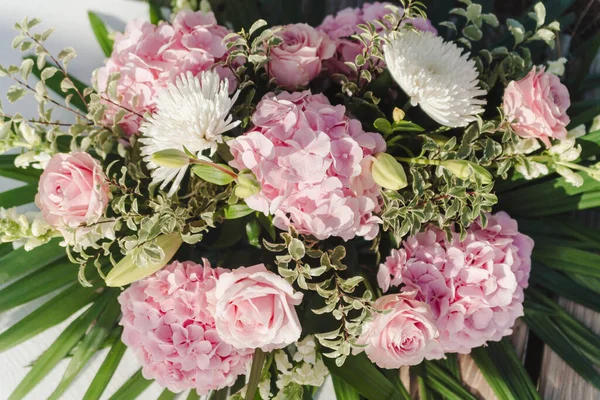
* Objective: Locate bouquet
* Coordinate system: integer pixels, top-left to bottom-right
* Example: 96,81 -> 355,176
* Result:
2,0 -> 600,398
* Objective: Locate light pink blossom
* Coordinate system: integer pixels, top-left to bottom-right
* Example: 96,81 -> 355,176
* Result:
35,152 -> 109,230
118,260 -> 252,394
356,292 -> 442,368
229,90 -> 386,241
214,264 -> 304,351
377,212 -> 533,353
95,11 -> 233,135
503,67 -> 571,147
268,23 -> 336,89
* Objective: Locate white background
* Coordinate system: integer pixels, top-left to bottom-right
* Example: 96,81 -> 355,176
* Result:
0,1 -> 166,399
0,2 -> 334,399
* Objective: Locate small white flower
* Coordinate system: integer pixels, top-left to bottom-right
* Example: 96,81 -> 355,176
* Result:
547,57 -> 567,76
516,160 -> 548,180
140,70 -> 240,196
384,30 -> 486,127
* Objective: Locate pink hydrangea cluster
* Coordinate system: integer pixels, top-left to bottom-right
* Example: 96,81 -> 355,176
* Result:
118,260 -> 253,395
229,90 -> 386,241
317,2 -> 437,76
95,11 -> 233,135
377,212 -> 533,354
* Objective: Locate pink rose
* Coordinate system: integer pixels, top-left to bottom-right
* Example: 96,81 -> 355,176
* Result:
35,152 -> 110,230
503,67 -> 571,147
268,23 -> 336,89
118,260 -> 252,394
356,292 -> 442,368
214,264 -> 304,351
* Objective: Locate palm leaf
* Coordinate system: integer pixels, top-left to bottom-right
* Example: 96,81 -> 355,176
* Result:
88,12 -> 114,57
48,292 -> 121,399
108,369 -> 153,400
7,293 -> 114,400
0,183 -> 38,208
0,239 -> 66,284
331,374 -> 361,400
323,353 -> 409,400
471,339 -> 540,400
421,361 -> 477,400
0,282 -> 100,352
83,332 -> 127,400
0,154 -> 41,183
0,258 -> 77,313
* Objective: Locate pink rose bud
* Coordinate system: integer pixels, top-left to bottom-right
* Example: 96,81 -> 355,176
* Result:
356,292 -> 442,368
503,67 -> 571,147
268,23 -> 336,89
214,264 -> 304,351
35,152 -> 110,230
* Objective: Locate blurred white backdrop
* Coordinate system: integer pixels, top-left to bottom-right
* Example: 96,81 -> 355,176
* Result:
0,2 -> 334,399
0,1 -> 165,399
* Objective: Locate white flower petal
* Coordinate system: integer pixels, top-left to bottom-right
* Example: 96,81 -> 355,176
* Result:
140,70 -> 240,196
384,30 -> 486,127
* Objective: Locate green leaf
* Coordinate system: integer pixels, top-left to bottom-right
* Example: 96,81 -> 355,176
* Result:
0,154 -> 41,182
373,118 -> 392,136
0,283 -> 100,352
7,294 -> 113,400
245,348 -> 266,400
87,12 -> 113,57
579,129 -> 600,159
391,120 -> 425,132
109,369 -> 153,400
500,174 -> 600,217
0,239 -> 66,284
158,389 -> 178,400
331,374 -> 360,400
524,312 -> 600,390
532,245 -> 600,278
0,183 -> 37,208
148,1 -> 164,25
530,264 -> 600,313
83,333 -> 127,400
323,353 -> 408,400
224,203 -> 254,219
421,361 -> 477,400
0,259 -> 77,313
49,292 -> 121,399
471,340 -> 540,400
192,163 -> 236,185
25,56 -> 89,112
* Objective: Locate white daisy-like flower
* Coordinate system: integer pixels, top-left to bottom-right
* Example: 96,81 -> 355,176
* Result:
140,70 -> 240,196
384,30 -> 486,127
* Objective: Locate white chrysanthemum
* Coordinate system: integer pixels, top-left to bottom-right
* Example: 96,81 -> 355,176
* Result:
140,70 -> 240,196
384,30 -> 486,127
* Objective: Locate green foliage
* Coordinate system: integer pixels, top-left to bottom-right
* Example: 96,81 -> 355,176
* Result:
471,340 -> 540,400
88,12 -> 114,57
323,354 -> 409,400
108,369 -> 153,400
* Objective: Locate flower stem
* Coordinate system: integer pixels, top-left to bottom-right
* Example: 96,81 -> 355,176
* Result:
395,156 -> 441,166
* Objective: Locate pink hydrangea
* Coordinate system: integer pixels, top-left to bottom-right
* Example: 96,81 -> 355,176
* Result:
317,2 -> 437,76
356,292 -> 443,368
95,11 -> 233,135
118,260 -> 253,394
229,90 -> 386,241
503,67 -> 571,147
377,212 -> 533,353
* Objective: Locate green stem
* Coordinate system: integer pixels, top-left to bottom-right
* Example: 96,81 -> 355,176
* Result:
395,156 -> 441,166
191,159 -> 238,179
